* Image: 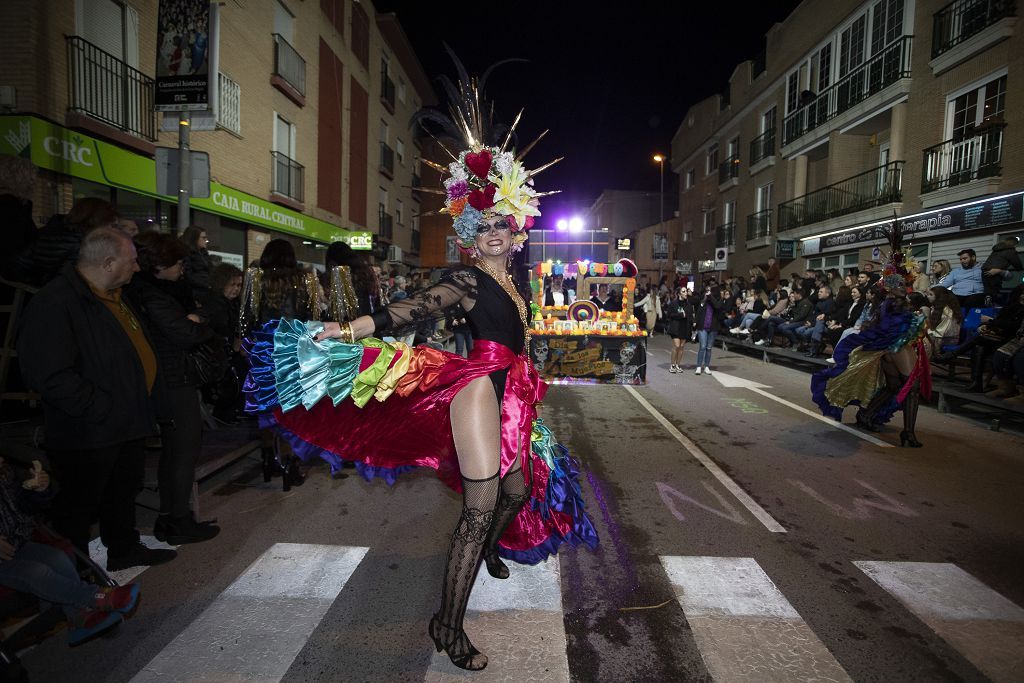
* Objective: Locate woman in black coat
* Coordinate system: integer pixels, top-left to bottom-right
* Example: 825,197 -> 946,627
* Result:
180,225 -> 213,294
664,287 -> 694,373
126,233 -> 219,545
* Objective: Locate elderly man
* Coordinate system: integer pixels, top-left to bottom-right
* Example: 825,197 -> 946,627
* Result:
941,248 -> 986,309
18,228 -> 177,571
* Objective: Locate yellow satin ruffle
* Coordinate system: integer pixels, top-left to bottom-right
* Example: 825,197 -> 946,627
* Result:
374,341 -> 412,402
825,347 -> 885,409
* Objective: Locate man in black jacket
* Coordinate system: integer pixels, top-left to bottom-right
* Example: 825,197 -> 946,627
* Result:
17,227 -> 177,571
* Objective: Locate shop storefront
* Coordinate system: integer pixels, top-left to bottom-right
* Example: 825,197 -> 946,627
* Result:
799,192 -> 1024,279
0,115 -> 371,267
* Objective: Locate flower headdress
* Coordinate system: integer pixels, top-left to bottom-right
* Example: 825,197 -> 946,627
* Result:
876,221 -> 919,294
412,47 -> 562,253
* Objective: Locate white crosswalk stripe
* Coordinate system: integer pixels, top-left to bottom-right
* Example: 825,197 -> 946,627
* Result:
129,543 -> 368,683
661,555 -> 852,682
855,561 -> 1024,683
425,557 -> 569,682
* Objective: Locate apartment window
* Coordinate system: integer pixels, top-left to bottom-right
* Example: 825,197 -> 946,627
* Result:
274,114 -> 295,158
786,72 -> 799,113
723,200 -> 735,226
77,0 -> 139,67
380,53 -> 396,110
379,119 -> 388,144
703,208 -> 716,235
395,199 -> 403,225
379,187 -> 389,214
871,0 -> 904,53
817,44 -> 832,92
948,74 -> 1006,139
685,168 -> 695,189
396,138 -> 405,165
761,106 -> 776,134
839,14 -> 867,78
705,144 -> 718,176
351,1 -> 369,68
757,183 -> 773,213
398,77 -> 407,104
727,136 -> 739,159
274,1 -> 294,42
683,230 -> 692,242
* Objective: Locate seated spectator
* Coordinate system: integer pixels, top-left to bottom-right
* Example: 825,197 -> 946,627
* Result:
749,284 -> 789,344
950,285 -> 1024,392
823,285 -> 865,351
17,227 -> 177,571
930,259 -> 952,287
0,457 -> 140,646
773,289 -> 815,349
941,249 -> 986,310
989,318 -> 1024,399
925,286 -> 962,358
982,237 -> 1022,303
730,290 -> 768,335
795,285 -> 836,356
127,233 -> 220,545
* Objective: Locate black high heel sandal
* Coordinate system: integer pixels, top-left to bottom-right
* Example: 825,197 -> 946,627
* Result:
428,615 -> 487,671
899,431 -> 923,448
483,550 -> 509,580
261,447 -> 281,483
855,411 -> 879,432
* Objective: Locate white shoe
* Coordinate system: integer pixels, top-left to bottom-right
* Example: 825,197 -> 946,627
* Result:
739,328 -> 751,335
669,364 -> 677,373
694,366 -> 702,375
729,327 -> 742,334
754,339 -> 767,346
826,357 -> 836,364
704,366 -> 712,375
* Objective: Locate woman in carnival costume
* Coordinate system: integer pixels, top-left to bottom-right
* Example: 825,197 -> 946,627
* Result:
243,64 -> 598,671
811,226 -> 932,447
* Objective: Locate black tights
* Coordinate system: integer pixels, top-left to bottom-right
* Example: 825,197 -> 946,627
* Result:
860,355 -> 919,435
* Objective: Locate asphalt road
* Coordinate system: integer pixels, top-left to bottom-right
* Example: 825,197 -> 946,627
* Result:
20,335 -> 1024,682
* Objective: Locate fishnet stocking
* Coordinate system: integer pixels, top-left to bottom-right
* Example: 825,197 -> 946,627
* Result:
902,376 -> 920,435
431,472 -> 498,670
483,465 -> 530,579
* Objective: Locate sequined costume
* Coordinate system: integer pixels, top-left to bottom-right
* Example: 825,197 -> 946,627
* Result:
811,298 -> 931,425
244,266 -> 598,564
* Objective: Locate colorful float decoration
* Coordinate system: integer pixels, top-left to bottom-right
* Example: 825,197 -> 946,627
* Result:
532,258 -> 645,337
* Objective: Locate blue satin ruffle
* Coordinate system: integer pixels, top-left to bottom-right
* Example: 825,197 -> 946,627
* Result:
243,322 -> 280,413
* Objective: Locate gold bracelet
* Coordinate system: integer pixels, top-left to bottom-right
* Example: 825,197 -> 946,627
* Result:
342,321 -> 354,343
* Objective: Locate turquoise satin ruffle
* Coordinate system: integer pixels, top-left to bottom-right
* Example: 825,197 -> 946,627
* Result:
273,319 -> 363,412
531,419 -> 557,470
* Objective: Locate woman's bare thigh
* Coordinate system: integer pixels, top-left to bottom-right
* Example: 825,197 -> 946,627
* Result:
450,375 -> 501,480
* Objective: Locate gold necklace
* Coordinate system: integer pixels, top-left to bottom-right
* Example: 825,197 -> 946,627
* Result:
475,259 -> 531,354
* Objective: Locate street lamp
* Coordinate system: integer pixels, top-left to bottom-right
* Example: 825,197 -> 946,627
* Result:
653,153 -> 666,283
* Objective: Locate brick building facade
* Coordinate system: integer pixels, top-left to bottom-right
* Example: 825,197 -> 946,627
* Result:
672,0 -> 1023,287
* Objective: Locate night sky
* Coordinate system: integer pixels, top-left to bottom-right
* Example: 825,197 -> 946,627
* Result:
374,1 -> 802,226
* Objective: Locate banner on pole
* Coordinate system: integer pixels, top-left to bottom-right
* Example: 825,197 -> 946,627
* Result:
155,0 -> 213,111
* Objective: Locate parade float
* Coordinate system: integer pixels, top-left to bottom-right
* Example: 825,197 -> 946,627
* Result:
529,258 -> 646,384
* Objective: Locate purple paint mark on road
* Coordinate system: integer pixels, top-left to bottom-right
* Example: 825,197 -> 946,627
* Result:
586,465 -> 640,596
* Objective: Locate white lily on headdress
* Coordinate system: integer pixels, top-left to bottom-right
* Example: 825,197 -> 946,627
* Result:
490,160 -> 539,228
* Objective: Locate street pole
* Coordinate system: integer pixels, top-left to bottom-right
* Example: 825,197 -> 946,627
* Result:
653,154 -> 665,285
177,111 -> 191,234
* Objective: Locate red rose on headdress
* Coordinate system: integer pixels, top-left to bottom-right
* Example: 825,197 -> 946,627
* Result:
523,216 -> 535,230
467,184 -> 496,210
464,150 -> 492,179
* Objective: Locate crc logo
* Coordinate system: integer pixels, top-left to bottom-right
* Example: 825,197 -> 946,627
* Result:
348,234 -> 372,249
43,135 -> 94,167
714,248 -> 727,261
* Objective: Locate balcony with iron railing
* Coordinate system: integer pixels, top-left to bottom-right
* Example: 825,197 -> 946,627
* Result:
922,124 -> 1005,194
749,129 -> 776,172
66,35 -> 156,141
746,209 -> 773,241
782,36 -> 913,150
379,209 -> 394,240
380,142 -> 394,177
932,0 -> 1017,58
715,223 -> 736,249
778,161 -> 903,232
718,155 -> 740,188
381,73 -> 396,113
271,151 -> 304,204
272,33 -> 306,103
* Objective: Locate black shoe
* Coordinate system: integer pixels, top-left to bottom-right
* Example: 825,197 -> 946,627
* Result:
262,447 -> 282,482
899,430 -> 923,448
154,514 -> 221,545
964,382 -> 984,393
282,459 -> 305,491
107,543 -> 178,572
483,550 -> 510,580
429,615 -> 487,671
855,411 -> 880,433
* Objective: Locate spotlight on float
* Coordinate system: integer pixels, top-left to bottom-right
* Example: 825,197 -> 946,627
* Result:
568,216 -> 584,233
556,218 -> 568,231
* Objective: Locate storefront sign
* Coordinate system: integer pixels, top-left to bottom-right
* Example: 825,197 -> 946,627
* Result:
807,193 -> 1024,253
675,260 -> 692,274
652,233 -> 669,260
616,237 -> 632,251
0,115 -> 369,248
775,239 -> 797,259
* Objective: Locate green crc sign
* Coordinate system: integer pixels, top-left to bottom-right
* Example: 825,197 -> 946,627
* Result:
0,115 -> 371,249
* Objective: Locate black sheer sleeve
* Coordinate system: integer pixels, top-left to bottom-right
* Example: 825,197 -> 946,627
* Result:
375,267 -> 479,336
